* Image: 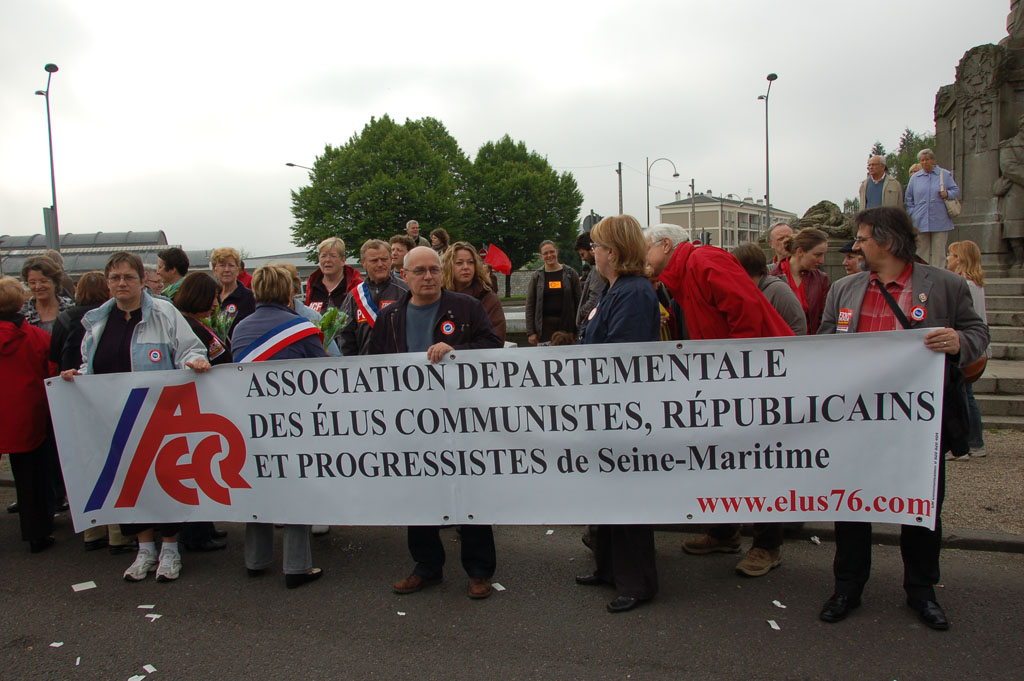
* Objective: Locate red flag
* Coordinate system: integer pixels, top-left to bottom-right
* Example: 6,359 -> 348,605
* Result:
484,243 -> 512,276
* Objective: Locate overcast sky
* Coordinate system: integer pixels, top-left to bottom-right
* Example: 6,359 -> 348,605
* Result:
0,0 -> 1011,256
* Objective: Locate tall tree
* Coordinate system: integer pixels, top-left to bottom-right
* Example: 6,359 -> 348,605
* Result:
465,135 -> 583,296
870,141 -> 887,157
290,115 -> 471,257
884,128 -> 936,187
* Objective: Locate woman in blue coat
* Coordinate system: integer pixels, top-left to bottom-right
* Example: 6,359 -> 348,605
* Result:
574,215 -> 661,613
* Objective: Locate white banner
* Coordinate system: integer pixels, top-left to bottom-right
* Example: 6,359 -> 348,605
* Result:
47,331 -> 944,532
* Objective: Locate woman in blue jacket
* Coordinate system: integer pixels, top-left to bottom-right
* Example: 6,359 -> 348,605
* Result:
574,215 -> 661,613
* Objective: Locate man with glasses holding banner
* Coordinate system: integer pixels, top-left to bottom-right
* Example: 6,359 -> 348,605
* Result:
369,246 -> 501,599
816,206 -> 988,631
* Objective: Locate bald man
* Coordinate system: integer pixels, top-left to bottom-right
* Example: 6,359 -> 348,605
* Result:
858,155 -> 903,209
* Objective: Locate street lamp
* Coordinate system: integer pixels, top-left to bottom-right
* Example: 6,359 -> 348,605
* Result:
757,72 -> 778,234
285,162 -> 313,171
35,63 -> 60,252
646,156 -> 680,226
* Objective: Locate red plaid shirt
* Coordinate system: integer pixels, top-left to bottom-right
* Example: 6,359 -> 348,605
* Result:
857,262 -> 915,333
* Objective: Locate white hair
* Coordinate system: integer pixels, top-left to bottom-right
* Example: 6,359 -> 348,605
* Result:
644,223 -> 691,248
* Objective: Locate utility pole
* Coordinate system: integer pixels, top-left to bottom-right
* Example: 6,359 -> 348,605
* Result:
616,162 -> 623,215
690,178 -> 696,237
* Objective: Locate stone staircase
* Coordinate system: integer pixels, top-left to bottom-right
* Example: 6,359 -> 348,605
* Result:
974,278 -> 1024,431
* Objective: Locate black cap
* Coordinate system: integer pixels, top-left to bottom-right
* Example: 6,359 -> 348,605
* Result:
838,239 -> 855,253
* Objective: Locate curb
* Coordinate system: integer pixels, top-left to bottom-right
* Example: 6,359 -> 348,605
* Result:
660,522 -> 1024,555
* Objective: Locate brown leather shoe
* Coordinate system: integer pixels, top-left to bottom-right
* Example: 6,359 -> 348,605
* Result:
393,573 -> 441,594
469,577 -> 493,599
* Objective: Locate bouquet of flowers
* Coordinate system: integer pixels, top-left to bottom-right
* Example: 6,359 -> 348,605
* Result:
318,307 -> 347,350
204,306 -> 235,340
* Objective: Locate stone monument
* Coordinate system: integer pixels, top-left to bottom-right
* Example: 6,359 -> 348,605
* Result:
934,1 -> 1024,276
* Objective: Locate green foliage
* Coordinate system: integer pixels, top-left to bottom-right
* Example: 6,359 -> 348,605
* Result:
883,128 -> 936,188
290,115 -> 472,258
843,197 -> 860,217
464,135 -> 583,275
870,141 -> 886,157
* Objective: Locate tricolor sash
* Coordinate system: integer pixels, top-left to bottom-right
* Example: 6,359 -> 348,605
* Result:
354,282 -> 381,327
234,317 -> 323,363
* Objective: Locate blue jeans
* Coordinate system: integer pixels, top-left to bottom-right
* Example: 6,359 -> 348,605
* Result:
963,382 -> 984,450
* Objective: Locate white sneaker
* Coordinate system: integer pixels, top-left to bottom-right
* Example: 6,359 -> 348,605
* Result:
123,550 -> 158,582
155,550 -> 182,582
944,452 -> 970,462
971,448 -> 987,458
311,525 -> 330,536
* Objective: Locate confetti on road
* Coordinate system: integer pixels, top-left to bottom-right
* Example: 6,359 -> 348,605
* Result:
767,619 -> 781,630
143,664 -> 157,673
809,536 -> 822,545
545,530 -> 554,535
492,582 -> 506,591
75,657 -> 81,666
397,611 -> 406,617
772,600 -> 787,609
72,581 -> 97,592
145,614 -> 162,621
128,675 -> 146,681
137,604 -> 155,610
49,642 -> 64,648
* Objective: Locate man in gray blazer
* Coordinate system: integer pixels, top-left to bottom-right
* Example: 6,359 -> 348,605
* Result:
817,207 -> 988,631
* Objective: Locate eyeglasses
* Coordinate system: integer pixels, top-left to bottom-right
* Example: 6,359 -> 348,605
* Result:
107,274 -> 140,283
407,266 -> 441,277
852,236 -> 874,244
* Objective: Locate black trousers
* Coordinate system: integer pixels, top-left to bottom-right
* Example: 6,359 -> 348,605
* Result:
409,525 -> 495,580
8,435 -> 58,543
709,523 -> 784,550
593,524 -> 658,600
833,459 -> 945,603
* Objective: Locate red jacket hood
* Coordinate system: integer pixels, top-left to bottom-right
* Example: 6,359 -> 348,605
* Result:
658,243 -> 794,340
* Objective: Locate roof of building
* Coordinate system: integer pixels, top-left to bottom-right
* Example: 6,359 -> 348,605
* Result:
0,231 -> 168,249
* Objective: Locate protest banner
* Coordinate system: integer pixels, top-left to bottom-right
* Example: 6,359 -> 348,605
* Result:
47,330 -> 944,531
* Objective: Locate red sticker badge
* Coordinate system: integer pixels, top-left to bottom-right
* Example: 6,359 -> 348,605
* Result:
440,320 -> 455,336
226,303 -> 237,315
587,306 -> 598,321
837,308 -> 853,333
910,305 -> 927,322
148,349 -> 163,363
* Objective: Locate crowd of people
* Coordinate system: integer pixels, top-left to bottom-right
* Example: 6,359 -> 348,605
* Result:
0,156 -> 992,627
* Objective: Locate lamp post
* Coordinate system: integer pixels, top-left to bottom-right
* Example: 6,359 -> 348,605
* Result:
646,156 -> 680,226
35,63 -> 60,252
285,162 -> 313,171
757,73 -> 778,234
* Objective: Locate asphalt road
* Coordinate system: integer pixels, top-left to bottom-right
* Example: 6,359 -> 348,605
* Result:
1,493 -> 1022,681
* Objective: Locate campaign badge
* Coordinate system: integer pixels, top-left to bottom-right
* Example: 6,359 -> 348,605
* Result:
548,281 -> 562,289
587,306 -> 598,321
440,320 -> 455,336
356,309 -> 367,323
148,349 -> 162,363
910,305 -> 927,322
918,293 -> 927,303
837,308 -> 853,333
226,303 -> 237,315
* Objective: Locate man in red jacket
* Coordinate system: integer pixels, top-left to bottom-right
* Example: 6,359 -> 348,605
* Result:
644,223 -> 794,578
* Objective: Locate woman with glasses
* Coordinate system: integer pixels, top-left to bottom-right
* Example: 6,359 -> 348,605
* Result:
574,215 -> 661,613
525,240 -> 581,344
61,252 -> 210,583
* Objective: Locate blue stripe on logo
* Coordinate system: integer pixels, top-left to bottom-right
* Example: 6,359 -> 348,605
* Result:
83,387 -> 148,513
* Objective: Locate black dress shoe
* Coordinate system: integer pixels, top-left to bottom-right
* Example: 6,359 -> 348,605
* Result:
84,538 -> 109,552
7,501 -> 18,514
575,574 -> 606,586
30,537 -> 55,553
247,567 -> 267,578
908,598 -> 949,630
184,539 -> 226,552
285,568 -> 323,589
210,528 -> 228,539
606,596 -> 645,613
109,543 -> 137,555
57,498 -> 70,513
819,594 -> 861,623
